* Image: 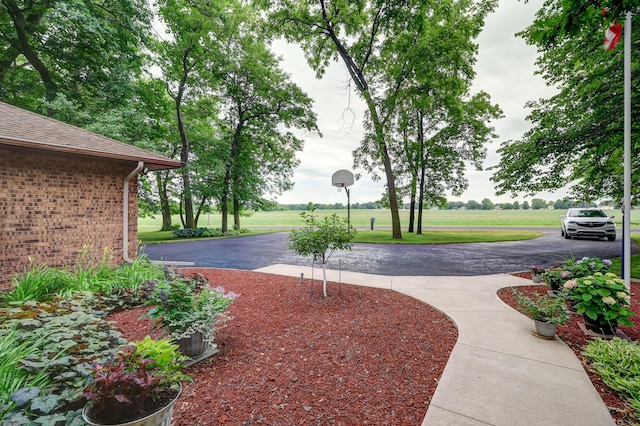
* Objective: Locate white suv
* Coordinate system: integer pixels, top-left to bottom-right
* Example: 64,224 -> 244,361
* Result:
561,208 -> 616,241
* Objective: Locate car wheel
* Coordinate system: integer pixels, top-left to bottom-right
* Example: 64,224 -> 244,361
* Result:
564,232 -> 571,240
561,228 -> 564,237
608,235 -> 616,241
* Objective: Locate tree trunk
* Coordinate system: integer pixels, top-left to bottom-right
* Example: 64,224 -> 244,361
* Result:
178,128 -> 194,228
323,24 -> 401,239
172,47 -> 196,228
5,3 -> 57,103
221,193 -> 229,233
417,111 -> 427,234
321,261 -> 327,298
417,166 -> 425,235
179,197 -> 185,228
408,175 -> 417,233
221,116 -> 242,233
233,197 -> 241,230
362,91 -> 402,239
156,172 -> 173,231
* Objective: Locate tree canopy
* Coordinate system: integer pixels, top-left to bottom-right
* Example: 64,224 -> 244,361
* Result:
491,0 -> 640,204
259,0 -> 498,238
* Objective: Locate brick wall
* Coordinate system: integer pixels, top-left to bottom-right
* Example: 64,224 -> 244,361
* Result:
0,148 -> 139,289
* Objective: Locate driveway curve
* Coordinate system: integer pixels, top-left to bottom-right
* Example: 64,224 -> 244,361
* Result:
141,229 -> 638,276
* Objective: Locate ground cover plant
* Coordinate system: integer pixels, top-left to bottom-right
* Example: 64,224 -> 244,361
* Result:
0,250 -> 166,424
0,295 -> 128,424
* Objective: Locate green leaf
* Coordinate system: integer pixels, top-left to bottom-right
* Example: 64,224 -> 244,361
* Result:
585,309 -> 599,320
10,387 -> 40,407
30,394 -> 61,414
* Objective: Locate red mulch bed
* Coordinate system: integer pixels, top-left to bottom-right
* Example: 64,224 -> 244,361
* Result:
107,269 -> 458,425
499,272 -> 640,425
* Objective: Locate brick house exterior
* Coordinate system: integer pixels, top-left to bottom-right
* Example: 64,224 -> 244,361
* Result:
0,101 -> 183,288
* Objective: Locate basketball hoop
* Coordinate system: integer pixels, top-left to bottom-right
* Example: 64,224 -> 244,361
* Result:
331,170 -> 354,190
331,169 -> 354,227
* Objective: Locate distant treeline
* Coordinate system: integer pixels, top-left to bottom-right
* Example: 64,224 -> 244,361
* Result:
276,202 -> 384,211
271,198 -> 613,212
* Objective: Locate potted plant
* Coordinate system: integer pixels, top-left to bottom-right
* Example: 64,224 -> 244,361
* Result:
541,267 -> 570,293
530,265 -> 545,283
82,337 -> 190,426
515,290 -> 571,338
142,275 -> 238,357
566,272 -> 636,336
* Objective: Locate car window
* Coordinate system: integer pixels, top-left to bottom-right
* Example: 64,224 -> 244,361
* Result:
572,209 -> 607,218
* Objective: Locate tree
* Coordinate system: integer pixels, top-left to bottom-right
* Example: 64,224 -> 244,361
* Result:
261,0 -> 498,239
466,200 -> 480,210
531,198 -> 547,210
153,0 -> 234,229
288,204 -> 356,298
213,32 -> 318,232
522,200 -> 530,210
0,0 -> 150,110
481,198 -> 494,210
390,91 -> 500,233
513,201 -> 520,210
554,199 -> 572,210
491,0 -> 640,203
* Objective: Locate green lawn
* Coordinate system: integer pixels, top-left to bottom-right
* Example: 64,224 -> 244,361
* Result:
139,208 -> 635,230
352,230 -> 542,244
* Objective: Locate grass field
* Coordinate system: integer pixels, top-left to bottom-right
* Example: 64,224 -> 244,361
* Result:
139,208 -> 634,230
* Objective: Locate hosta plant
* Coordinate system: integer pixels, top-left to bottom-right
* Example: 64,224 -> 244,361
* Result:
584,338 -> 640,419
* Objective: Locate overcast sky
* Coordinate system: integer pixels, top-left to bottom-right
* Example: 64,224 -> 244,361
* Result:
268,0 -> 562,206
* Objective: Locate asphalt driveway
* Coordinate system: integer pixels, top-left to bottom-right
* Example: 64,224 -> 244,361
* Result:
141,229 -> 638,276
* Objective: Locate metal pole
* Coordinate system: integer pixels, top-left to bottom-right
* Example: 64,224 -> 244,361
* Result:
346,187 -> 351,228
623,12 -> 632,290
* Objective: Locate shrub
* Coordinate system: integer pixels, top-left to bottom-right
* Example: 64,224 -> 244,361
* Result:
143,275 -> 238,345
563,256 -> 612,279
566,272 -> 636,331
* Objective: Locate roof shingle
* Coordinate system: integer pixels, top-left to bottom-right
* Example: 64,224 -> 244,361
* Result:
0,101 -> 184,170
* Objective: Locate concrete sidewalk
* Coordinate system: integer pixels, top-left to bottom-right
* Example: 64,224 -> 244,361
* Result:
253,264 -> 615,426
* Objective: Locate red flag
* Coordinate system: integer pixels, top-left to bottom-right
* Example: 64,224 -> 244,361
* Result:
604,21 -> 622,50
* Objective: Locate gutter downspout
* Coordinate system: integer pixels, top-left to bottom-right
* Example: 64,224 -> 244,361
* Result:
123,162 -> 195,267
123,161 -> 144,263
